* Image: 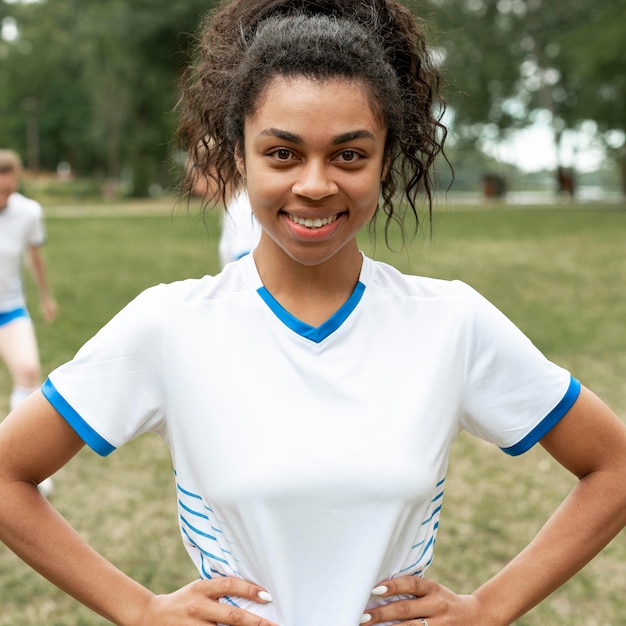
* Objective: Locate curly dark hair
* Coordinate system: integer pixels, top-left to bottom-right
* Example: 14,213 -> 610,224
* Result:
177,0 -> 447,239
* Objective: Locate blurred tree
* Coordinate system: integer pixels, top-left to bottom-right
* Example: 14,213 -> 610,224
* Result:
0,0 -> 216,196
416,0 -> 625,196
1,1 -> 107,174
414,0 -> 521,138
558,1 -> 626,194
2,0 -> 623,196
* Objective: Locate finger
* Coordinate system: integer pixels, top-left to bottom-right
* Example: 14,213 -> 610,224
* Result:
207,603 -> 277,625
195,577 -> 273,603
361,598 -> 430,625
361,577 -> 435,625
372,575 -> 432,599
188,600 -> 278,626
183,580 -> 278,626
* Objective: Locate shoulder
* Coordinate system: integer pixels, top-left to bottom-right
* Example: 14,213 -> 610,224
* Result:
137,260 -> 254,310
8,192 -> 43,219
102,265 -> 253,343
365,256 -> 475,302
10,192 -> 41,211
80,277 -> 223,349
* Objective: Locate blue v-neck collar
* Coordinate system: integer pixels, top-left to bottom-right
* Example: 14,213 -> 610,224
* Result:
256,281 -> 366,343
242,252 -> 369,343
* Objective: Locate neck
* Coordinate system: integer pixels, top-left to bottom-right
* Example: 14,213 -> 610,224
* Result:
253,238 -> 363,327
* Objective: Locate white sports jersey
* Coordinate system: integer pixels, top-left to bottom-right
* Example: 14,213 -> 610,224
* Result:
218,191 -> 261,267
0,192 -> 46,311
43,253 -> 579,626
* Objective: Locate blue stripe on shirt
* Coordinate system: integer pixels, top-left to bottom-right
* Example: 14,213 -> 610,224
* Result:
41,378 -> 116,457
501,375 -> 581,456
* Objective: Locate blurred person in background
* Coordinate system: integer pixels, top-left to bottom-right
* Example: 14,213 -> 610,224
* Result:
0,149 -> 56,495
189,146 -> 261,267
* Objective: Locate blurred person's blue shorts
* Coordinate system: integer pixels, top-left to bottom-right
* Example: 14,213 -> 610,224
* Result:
0,307 -> 30,328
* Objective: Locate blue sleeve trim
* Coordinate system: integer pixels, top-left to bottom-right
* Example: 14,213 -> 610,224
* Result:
41,378 -> 116,457
501,376 -> 581,457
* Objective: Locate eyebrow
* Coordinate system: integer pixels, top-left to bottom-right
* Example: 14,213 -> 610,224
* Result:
259,128 -> 376,145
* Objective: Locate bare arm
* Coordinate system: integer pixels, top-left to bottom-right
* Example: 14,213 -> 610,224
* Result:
474,385 -> 626,623
27,245 -> 57,321
0,391 -> 152,625
363,385 -> 626,625
0,391 -> 276,626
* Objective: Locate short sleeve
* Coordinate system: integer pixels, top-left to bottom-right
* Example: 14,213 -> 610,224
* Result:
43,285 -> 169,456
27,201 -> 46,247
459,282 -> 580,455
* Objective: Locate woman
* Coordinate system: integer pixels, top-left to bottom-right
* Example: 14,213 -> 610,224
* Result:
0,149 -> 56,495
0,2 -> 625,625
0,150 -> 56,408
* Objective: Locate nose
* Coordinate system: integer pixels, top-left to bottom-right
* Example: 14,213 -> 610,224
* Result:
292,160 -> 339,200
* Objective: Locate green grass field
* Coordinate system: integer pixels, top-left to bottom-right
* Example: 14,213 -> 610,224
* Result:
1,199 -> 625,624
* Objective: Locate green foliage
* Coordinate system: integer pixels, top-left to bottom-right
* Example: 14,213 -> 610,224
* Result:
0,200 -> 624,624
1,0 -> 625,193
0,0 -> 218,194
559,2 -> 626,140
414,0 -> 626,180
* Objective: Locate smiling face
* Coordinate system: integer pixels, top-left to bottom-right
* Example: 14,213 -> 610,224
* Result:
237,75 -> 387,276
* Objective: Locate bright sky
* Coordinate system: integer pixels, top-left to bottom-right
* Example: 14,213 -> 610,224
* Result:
1,17 -> 18,41
484,121 -> 607,173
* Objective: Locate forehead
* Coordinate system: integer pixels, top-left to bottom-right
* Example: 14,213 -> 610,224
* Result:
246,75 -> 386,137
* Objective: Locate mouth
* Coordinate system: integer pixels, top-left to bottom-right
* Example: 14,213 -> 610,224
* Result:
287,213 -> 341,229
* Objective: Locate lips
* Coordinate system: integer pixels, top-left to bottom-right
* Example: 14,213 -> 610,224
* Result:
287,213 -> 340,229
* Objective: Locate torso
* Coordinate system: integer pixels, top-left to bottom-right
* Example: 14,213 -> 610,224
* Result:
0,194 -> 45,311
46,253 -> 575,626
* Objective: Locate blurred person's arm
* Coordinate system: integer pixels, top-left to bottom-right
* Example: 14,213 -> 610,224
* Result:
27,245 -> 57,322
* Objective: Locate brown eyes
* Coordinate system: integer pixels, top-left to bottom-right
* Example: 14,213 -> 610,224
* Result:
275,149 -> 292,160
339,150 -> 357,162
267,148 -> 364,164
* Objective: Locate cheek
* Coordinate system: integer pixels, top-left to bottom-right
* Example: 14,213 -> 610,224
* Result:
348,173 -> 382,209
245,178 -> 280,222
246,173 -> 271,202
247,162 -> 290,202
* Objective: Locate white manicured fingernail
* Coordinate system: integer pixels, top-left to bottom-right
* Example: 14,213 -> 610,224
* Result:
258,590 -> 273,602
372,585 -> 388,595
360,614 -> 372,624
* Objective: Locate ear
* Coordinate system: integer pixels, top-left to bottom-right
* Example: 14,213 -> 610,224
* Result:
381,153 -> 391,181
234,143 -> 246,178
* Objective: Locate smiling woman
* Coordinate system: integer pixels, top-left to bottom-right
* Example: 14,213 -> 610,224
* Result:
180,5 -> 443,240
236,76 -> 387,292
0,2 -> 625,626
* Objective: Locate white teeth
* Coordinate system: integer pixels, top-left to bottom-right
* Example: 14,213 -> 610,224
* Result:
289,214 -> 338,228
